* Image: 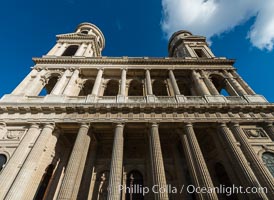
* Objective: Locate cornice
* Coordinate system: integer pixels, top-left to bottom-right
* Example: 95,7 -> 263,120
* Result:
33,57 -> 235,66
0,102 -> 273,114
56,33 -> 97,40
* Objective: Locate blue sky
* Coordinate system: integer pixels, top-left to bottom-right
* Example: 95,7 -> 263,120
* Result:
0,0 -> 274,101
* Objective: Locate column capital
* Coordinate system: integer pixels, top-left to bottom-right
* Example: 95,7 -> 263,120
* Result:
96,67 -> 104,71
218,122 -> 228,127
114,122 -> 125,128
42,123 -> 55,130
80,123 -> 90,129
29,123 -> 40,129
183,122 -> 193,127
150,122 -> 159,127
229,122 -> 240,127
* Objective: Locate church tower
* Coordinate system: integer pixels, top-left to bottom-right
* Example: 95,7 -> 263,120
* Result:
0,23 -> 274,200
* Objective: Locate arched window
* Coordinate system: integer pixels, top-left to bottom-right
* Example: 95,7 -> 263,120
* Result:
38,76 -> 59,96
104,80 -> 119,96
126,170 -> 144,200
79,79 -> 94,96
177,80 -> 191,96
153,80 -> 168,96
62,45 -> 79,56
262,152 -> 274,177
210,75 -> 234,96
0,154 -> 7,171
128,80 -> 143,96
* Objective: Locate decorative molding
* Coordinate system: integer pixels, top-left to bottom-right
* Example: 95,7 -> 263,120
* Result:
243,128 -> 268,139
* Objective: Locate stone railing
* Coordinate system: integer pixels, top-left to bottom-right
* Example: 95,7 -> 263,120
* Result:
156,96 -> 177,104
0,94 -> 269,105
127,96 -> 146,103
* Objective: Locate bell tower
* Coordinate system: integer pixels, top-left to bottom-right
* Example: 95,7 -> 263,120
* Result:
168,30 -> 215,58
47,22 -> 105,57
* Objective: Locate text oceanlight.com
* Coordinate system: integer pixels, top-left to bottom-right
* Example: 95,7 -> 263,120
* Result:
118,184 -> 268,196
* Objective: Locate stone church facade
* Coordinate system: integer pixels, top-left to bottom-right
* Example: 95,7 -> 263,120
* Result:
0,22 -> 274,200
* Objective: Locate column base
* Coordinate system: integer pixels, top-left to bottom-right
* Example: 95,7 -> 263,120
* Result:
243,95 -> 268,103
176,95 -> 186,103
86,95 -> 98,103
204,95 -> 227,103
44,95 -> 65,103
146,95 -> 156,103
0,94 -> 25,103
117,95 -> 127,103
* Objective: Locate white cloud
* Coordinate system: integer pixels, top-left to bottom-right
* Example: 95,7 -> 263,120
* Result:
161,0 -> 274,51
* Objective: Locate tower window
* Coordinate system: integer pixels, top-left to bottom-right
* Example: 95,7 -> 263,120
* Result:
81,30 -> 89,34
0,154 -> 7,171
194,49 -> 207,58
62,45 -> 79,56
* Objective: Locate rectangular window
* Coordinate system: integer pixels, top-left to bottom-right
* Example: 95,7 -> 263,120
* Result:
194,48 -> 208,58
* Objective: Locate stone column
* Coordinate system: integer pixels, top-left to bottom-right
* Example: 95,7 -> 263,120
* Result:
180,123 -> 217,200
91,68 -> 103,96
200,70 -> 219,95
55,43 -> 68,56
5,124 -> 56,200
218,123 -> 268,200
63,69 -> 80,96
71,128 -> 91,199
168,70 -> 180,95
25,69 -> 47,96
75,43 -> 87,56
224,71 -> 247,95
145,69 -> 153,95
192,70 -> 211,95
230,123 -> 274,198
12,69 -> 38,95
57,123 -> 90,200
231,71 -> 256,95
120,69 -> 127,96
149,123 -> 169,200
51,69 -> 71,95
0,124 -> 40,199
107,123 -> 124,200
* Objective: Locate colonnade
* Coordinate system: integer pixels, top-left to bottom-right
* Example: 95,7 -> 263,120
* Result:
12,68 -> 253,98
1,122 -> 273,199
